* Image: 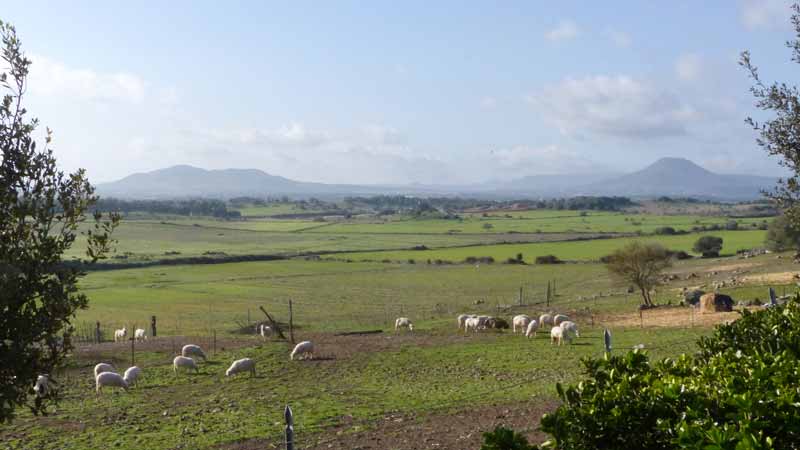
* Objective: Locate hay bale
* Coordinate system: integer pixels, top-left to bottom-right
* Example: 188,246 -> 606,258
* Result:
699,293 -> 734,313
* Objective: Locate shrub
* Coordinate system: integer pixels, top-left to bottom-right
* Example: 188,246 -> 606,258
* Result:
481,426 -> 533,450
693,235 -> 723,257
725,219 -> 739,230
765,215 -> 800,252
535,255 -> 562,264
654,226 -> 677,235
536,297 -> 800,450
407,259 -> 415,264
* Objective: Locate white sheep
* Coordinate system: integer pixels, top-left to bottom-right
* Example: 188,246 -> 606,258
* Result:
123,366 -> 141,386
173,356 -> 199,375
134,328 -> 147,342
259,324 -> 273,339
395,317 -> 414,332
464,317 -> 481,333
512,315 -> 531,333
525,319 -> 539,338
539,314 -> 554,327
550,326 -> 564,346
181,344 -> 207,361
226,358 -> 256,377
95,372 -> 128,394
553,314 -> 570,326
33,375 -> 51,397
114,327 -> 127,342
290,341 -> 314,360
559,320 -> 580,338
93,363 -> 115,379
476,315 -> 490,330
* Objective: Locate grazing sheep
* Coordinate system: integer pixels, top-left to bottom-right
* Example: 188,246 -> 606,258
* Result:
550,326 -> 564,346
539,314 -> 554,327
395,317 -> 414,332
226,358 -> 256,377
33,375 -> 50,397
512,315 -> 531,333
489,317 -> 510,330
93,363 -> 115,379
181,344 -> 207,361
457,314 -> 476,330
123,366 -> 141,386
259,324 -> 273,339
134,328 -> 147,342
173,356 -> 199,375
464,317 -> 481,333
290,341 -> 314,360
553,314 -> 570,326
114,327 -> 127,342
95,372 -> 128,394
476,315 -> 490,329
525,319 -> 539,338
559,321 -> 579,339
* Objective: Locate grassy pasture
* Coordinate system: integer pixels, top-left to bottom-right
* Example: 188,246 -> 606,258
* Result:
342,230 -> 767,263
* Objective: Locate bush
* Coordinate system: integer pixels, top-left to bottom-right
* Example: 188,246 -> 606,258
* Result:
765,215 -> 800,252
535,297 -> 800,450
654,226 -> 677,235
481,426 -> 533,450
535,255 -> 562,264
725,219 -> 739,230
693,235 -> 723,257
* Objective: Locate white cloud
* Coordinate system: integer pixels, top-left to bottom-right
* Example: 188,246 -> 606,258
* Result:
545,20 -> 580,42
480,96 -> 498,109
675,53 -> 702,81
490,145 -> 600,175
740,0 -> 792,30
528,75 -> 699,139
27,54 -> 147,103
607,29 -> 632,48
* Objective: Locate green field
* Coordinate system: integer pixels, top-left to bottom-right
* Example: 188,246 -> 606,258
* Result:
341,230 -> 767,263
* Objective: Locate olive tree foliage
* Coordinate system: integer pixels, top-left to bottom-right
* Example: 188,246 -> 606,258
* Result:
765,215 -> 800,252
741,3 -> 800,227
0,21 -> 119,422
605,242 -> 672,307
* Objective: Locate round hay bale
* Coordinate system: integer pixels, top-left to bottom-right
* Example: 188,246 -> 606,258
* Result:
699,293 -> 734,313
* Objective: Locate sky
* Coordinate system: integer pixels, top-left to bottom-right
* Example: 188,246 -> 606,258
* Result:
3,0 -> 799,185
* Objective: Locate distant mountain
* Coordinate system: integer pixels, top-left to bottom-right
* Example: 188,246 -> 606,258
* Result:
578,158 -> 777,200
97,158 -> 779,200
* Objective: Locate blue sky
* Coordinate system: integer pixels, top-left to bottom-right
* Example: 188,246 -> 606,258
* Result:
3,1 -> 798,184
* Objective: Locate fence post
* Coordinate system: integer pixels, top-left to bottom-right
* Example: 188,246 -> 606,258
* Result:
639,309 -> 644,328
518,286 -> 523,306
247,308 -> 251,328
151,315 -> 157,338
288,299 -> 295,345
95,321 -> 101,344
284,405 -> 294,450
603,329 -> 612,355
130,333 -> 135,367
213,329 -> 216,358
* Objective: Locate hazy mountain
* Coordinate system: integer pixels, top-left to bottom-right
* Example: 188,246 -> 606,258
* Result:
578,157 -> 777,200
97,158 -> 779,200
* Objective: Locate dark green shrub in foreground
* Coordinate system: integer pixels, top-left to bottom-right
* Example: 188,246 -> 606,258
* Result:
481,426 -> 534,450
531,298 -> 800,450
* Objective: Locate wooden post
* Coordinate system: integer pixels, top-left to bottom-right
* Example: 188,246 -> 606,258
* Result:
151,315 -> 157,338
603,329 -> 612,354
546,282 -> 551,307
130,333 -> 135,367
284,405 -> 294,450
247,309 -> 251,328
553,280 -> 556,297
288,299 -> 295,345
95,321 -> 101,344
213,329 -> 216,357
518,286 -> 523,306
639,309 -> 644,328
591,313 -> 594,327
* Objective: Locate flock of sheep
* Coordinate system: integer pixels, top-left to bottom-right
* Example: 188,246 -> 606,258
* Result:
460,312 -> 579,345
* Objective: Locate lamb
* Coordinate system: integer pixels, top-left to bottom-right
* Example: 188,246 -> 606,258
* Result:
290,341 -> 314,360
134,328 -> 147,342
123,366 -> 141,386
395,317 -> 414,332
553,314 -> 570,326
539,314 -> 554,326
114,327 -> 127,342
173,356 -> 199,375
95,372 -> 128,394
464,317 -> 481,333
550,326 -> 564,346
559,320 -> 579,338
181,344 -> 207,361
259,324 -> 273,339
33,374 -> 51,397
226,358 -> 256,377
512,315 -> 531,333
525,319 -> 539,338
93,363 -> 115,379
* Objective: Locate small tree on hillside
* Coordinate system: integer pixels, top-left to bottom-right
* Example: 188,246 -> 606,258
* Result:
606,242 -> 672,307
765,215 -> 800,253
0,22 -> 119,422
741,4 -> 800,228
693,236 -> 723,257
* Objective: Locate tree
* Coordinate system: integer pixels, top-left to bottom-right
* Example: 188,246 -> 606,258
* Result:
0,21 -> 119,422
693,235 -> 723,257
766,215 -> 800,253
605,242 -> 672,307
741,4 -> 800,228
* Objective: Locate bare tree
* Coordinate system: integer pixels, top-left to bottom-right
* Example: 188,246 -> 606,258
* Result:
605,242 -> 672,307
